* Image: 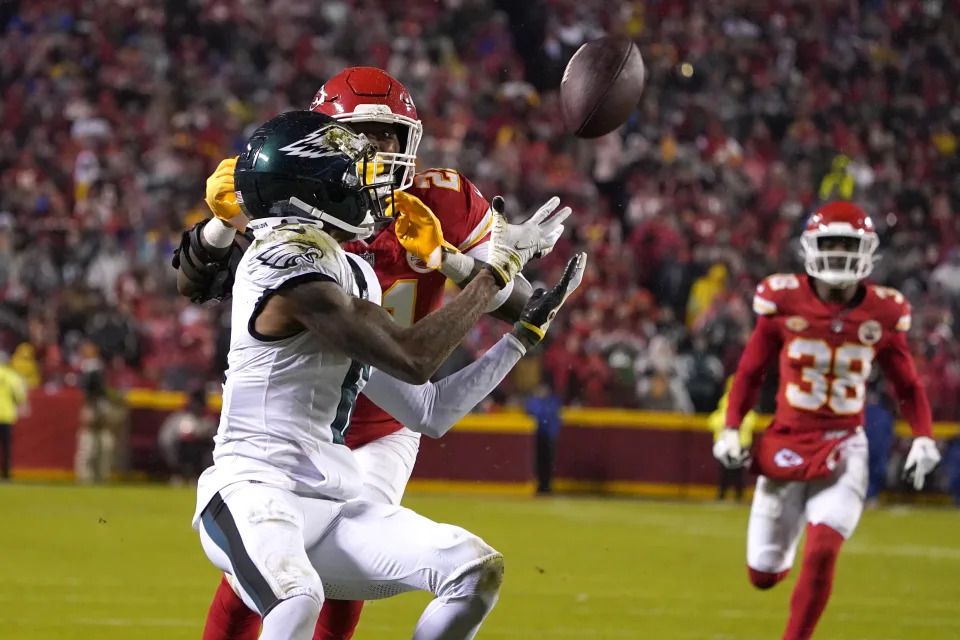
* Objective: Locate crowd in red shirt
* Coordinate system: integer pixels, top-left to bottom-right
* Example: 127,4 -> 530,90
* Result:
2,1 -> 960,418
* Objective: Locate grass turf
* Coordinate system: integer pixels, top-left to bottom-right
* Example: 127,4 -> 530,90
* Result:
1,484 -> 958,639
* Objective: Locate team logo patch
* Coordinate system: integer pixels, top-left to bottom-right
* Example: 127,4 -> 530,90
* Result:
406,251 -> 434,274
256,241 -> 324,270
858,320 -> 882,346
785,316 -> 809,332
774,448 -> 804,468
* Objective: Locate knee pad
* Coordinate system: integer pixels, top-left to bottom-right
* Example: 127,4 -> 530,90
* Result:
258,550 -> 325,614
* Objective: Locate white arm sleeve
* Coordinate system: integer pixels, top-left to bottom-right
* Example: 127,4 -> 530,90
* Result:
361,333 -> 526,438
465,241 -> 514,311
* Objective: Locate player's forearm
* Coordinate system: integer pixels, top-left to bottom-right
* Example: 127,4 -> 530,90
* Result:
363,333 -> 526,438
395,269 -> 501,384
880,333 -> 933,437
441,249 -> 528,320
174,219 -> 239,302
199,218 -> 236,258
726,320 -> 779,427
488,275 -> 532,323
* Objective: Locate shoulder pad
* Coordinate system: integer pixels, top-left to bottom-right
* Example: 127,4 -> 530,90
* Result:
869,285 -> 912,331
753,273 -> 801,316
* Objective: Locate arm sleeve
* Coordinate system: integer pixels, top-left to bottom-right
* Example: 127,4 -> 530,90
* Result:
361,333 -> 526,438
877,330 -> 933,438
726,315 -> 782,429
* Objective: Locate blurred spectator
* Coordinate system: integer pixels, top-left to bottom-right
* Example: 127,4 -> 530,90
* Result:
686,263 -> 729,330
9,343 -> 40,389
1,0 -> 960,423
158,388 -> 216,485
931,249 -> 960,300
525,382 -> 563,495
74,342 -> 127,483
677,335 -> 725,413
635,336 -> 693,413
0,350 -> 27,479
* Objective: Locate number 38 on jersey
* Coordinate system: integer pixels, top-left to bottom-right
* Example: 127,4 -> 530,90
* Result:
785,340 -> 874,415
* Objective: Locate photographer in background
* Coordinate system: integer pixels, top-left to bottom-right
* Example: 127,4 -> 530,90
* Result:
157,387 -> 215,485
74,342 -> 128,483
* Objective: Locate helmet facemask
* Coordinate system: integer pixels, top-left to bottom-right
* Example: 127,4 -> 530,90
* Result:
286,148 -> 392,241
800,229 -> 879,287
332,104 -> 423,192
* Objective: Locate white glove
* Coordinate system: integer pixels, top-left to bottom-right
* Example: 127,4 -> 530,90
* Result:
903,436 -> 941,491
713,428 -> 750,469
485,195 -> 572,286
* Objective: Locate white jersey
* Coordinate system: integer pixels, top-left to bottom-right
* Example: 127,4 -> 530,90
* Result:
194,218 -> 382,527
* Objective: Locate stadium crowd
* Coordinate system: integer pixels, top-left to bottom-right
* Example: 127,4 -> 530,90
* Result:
2,0 -> 960,424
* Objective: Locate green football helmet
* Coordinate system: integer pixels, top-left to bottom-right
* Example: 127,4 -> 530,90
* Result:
234,111 -> 391,238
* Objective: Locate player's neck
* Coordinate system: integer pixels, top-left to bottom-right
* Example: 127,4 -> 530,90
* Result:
812,278 -> 859,305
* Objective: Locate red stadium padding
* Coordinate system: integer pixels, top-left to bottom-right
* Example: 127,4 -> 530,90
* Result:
12,389 -> 84,473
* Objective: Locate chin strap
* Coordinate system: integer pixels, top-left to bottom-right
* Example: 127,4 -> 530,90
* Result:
287,197 -> 374,240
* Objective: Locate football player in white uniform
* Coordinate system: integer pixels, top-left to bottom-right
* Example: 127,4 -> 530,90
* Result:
192,110 -> 584,640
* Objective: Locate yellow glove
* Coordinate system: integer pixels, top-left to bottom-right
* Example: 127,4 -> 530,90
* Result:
205,157 -> 243,223
388,191 -> 457,269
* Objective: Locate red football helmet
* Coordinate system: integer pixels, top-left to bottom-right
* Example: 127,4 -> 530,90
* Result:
310,67 -> 423,192
800,201 -> 879,286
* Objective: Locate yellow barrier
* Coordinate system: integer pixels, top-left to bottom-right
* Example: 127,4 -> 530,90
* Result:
123,389 -> 960,438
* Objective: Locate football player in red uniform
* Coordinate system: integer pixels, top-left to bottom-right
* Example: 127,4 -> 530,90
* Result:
181,68 -> 572,640
715,201 -> 942,640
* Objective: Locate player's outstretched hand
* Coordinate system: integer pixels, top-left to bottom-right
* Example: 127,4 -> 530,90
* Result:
389,191 -> 454,269
513,253 -> 587,346
485,195 -> 572,286
493,195 -> 572,259
713,428 -> 750,469
903,436 -> 941,491
205,157 -> 245,225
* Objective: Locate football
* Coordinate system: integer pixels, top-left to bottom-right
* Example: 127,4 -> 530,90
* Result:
560,36 -> 646,139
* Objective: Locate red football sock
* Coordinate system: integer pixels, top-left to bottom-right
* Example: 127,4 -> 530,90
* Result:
748,566 -> 790,590
314,599 -> 365,640
782,523 -> 845,640
202,575 -> 261,640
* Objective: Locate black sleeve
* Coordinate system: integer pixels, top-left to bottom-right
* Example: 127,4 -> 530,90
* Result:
172,221 -> 253,307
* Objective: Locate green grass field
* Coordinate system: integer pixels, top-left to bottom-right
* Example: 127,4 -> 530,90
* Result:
2,484 -> 959,640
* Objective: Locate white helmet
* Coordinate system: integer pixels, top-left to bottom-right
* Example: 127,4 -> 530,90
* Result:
800,201 -> 879,287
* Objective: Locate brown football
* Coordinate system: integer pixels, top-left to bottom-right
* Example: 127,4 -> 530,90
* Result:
560,36 -> 645,139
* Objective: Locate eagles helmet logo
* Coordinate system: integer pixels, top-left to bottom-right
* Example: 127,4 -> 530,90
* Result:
279,124 -> 375,160
256,241 -> 324,270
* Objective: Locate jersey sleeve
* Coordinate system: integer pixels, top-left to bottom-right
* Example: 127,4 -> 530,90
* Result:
878,286 -> 911,332
407,169 -> 492,252
726,315 -> 783,428
752,273 -> 802,317
346,253 -> 382,306
244,226 -> 347,292
877,330 -> 932,437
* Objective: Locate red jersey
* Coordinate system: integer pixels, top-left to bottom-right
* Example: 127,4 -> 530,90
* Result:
727,273 -> 931,438
342,168 -> 493,448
